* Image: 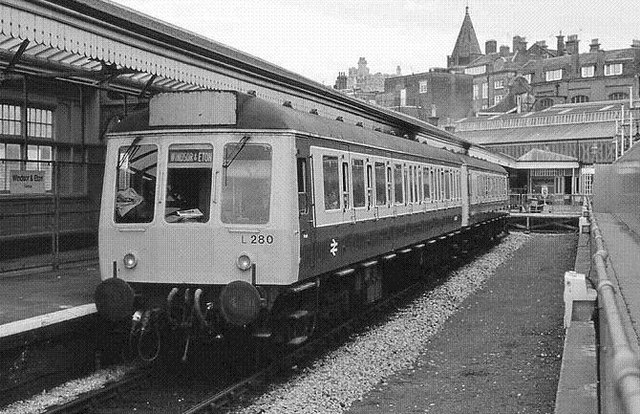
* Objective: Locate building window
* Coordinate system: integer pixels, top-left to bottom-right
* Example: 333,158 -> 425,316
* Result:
494,95 -> 504,105
473,84 -> 479,100
465,66 -> 486,75
571,95 -> 589,103
419,80 -> 428,94
545,69 -> 562,82
582,173 -> 593,195
1,104 -> 21,136
581,66 -> 595,78
523,74 -> 533,84
1,104 -> 55,193
482,82 -> 488,99
494,80 -> 504,89
609,92 -> 629,101
538,98 -> 554,110
604,63 -> 623,76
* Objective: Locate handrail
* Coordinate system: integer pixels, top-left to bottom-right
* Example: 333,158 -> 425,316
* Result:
588,199 -> 640,414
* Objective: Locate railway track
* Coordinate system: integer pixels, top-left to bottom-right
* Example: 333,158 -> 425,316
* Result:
182,236 -> 500,414
37,233 -> 501,414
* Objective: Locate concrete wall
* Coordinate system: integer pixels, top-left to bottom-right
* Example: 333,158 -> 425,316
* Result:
593,145 -> 640,237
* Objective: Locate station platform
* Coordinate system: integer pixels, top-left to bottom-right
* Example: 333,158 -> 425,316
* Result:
0,263 -> 101,339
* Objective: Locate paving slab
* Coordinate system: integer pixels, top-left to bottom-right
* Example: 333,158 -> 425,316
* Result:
0,263 -> 101,331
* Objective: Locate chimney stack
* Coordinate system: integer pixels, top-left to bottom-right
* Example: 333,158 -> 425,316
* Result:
566,34 -> 579,55
499,45 -> 510,57
485,40 -> 497,54
566,35 -> 580,77
589,38 -> 600,52
556,34 -> 565,56
513,36 -> 527,54
632,40 -> 640,49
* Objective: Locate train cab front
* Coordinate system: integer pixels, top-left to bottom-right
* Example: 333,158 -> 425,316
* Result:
95,127 -> 299,360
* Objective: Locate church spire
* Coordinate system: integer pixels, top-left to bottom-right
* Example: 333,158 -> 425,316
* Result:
448,7 -> 482,68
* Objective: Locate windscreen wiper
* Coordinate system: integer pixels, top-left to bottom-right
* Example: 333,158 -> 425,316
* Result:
223,135 -> 251,186
117,135 -> 144,169
223,135 -> 251,169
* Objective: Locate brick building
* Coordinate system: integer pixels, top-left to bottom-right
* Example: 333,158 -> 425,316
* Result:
375,69 -> 474,124
450,9 -> 640,115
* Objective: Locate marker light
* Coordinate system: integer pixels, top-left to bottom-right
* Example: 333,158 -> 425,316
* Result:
123,253 -> 137,269
236,254 -> 251,271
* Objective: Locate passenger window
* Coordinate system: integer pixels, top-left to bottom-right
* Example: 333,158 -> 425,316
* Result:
434,169 -> 440,201
375,162 -> 386,206
322,155 -> 340,210
352,158 -> 365,208
417,167 -> 423,204
221,143 -> 272,224
115,144 -> 157,223
394,164 -> 403,204
366,164 -> 373,208
342,161 -> 350,209
423,168 -> 431,201
409,166 -> 415,204
444,170 -> 451,201
165,144 -> 213,223
386,166 -> 393,205
429,169 -> 435,201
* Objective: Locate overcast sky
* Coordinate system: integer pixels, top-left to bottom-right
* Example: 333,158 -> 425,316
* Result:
110,0 -> 640,86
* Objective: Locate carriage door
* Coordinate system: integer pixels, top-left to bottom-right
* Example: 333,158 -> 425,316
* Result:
297,144 -> 316,270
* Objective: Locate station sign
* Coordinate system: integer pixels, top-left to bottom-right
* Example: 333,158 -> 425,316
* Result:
168,148 -> 213,168
10,170 -> 46,194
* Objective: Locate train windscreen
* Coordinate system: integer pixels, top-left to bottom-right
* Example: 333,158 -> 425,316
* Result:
221,143 -> 272,224
114,144 -> 158,223
165,144 -> 213,223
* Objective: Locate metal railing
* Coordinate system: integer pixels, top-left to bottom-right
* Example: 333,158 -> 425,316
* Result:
588,200 -> 640,414
509,193 -> 585,213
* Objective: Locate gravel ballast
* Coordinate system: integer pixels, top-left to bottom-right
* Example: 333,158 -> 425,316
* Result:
233,232 -> 539,414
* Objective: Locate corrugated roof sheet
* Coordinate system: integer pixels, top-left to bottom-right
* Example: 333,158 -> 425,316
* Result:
518,148 -> 578,162
457,122 -> 616,145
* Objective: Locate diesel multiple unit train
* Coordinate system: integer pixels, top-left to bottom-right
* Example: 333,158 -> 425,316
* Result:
95,90 -> 509,359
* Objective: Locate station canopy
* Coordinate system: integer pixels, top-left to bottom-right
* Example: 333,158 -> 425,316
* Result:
0,1 -> 230,95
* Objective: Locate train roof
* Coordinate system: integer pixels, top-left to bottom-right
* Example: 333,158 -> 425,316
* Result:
111,91 -> 501,169
460,153 -> 508,174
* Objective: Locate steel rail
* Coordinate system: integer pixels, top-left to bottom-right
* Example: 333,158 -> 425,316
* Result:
588,200 -> 640,414
43,366 -> 152,414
